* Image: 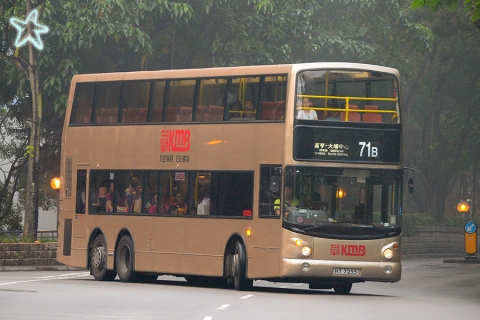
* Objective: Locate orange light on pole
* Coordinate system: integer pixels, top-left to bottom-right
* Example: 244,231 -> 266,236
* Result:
336,188 -> 346,199
50,177 -> 61,190
457,201 -> 470,213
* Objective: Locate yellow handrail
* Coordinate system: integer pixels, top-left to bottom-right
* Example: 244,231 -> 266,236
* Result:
297,94 -> 398,121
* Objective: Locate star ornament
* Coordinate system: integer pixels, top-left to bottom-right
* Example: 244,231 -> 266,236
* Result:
10,9 -> 49,51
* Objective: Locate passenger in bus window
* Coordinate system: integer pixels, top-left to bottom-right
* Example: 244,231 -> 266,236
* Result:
296,98 -> 318,120
126,182 -> 142,213
76,183 -> 86,213
160,193 -> 171,214
148,195 -> 158,214
244,100 -> 256,119
228,101 -> 242,120
274,185 -> 300,216
197,184 -> 211,215
89,188 -> 101,213
106,182 -> 114,213
168,192 -> 188,214
325,102 -> 340,121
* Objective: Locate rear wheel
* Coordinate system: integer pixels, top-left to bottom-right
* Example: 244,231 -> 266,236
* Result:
333,283 -> 352,294
91,235 -> 117,281
232,242 -> 253,291
115,235 -> 135,282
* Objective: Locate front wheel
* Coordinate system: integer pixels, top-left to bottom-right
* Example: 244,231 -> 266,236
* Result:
115,235 -> 135,282
232,242 -> 253,291
333,283 -> 352,294
91,235 -> 117,281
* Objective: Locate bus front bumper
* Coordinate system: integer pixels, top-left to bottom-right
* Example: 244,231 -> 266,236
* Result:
281,258 -> 401,283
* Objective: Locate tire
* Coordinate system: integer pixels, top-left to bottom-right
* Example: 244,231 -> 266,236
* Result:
333,283 -> 352,294
115,235 -> 135,282
91,235 -> 117,281
232,242 -> 253,291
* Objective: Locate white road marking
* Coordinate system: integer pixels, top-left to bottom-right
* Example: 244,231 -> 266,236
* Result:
240,294 -> 252,299
216,304 -> 230,310
203,317 -> 213,320
0,272 -> 90,286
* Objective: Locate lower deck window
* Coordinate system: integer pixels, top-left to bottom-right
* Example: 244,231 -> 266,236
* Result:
87,170 -> 253,218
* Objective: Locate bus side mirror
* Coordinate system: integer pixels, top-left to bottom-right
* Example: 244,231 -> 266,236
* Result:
270,176 -> 280,192
408,177 -> 414,194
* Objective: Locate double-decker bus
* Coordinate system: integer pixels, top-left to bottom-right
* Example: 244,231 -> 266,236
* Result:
57,62 -> 403,294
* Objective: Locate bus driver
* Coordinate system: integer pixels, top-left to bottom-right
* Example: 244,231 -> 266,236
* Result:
274,185 -> 300,216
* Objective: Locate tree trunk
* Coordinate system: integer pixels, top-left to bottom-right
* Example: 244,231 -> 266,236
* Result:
23,1 -> 41,241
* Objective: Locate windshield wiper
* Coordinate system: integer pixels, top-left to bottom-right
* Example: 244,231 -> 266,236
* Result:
304,223 -> 331,232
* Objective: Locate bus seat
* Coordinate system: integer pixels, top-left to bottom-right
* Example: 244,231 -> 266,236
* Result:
196,106 -> 208,122
261,101 -> 276,120
363,105 -> 382,123
206,106 -> 224,121
74,109 -> 91,124
341,104 -> 361,122
98,187 -> 107,199
275,101 -> 285,120
176,106 -> 192,122
95,108 -> 106,123
136,108 -> 148,122
103,108 -> 118,123
151,108 -> 163,122
122,108 -> 138,123
166,106 -> 178,122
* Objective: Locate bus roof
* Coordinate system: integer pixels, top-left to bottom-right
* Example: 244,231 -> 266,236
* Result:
71,62 -> 399,83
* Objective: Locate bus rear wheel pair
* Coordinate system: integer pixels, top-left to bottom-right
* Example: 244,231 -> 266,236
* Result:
90,234 -> 157,283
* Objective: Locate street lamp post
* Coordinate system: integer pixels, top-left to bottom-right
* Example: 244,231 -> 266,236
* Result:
51,177 -> 61,231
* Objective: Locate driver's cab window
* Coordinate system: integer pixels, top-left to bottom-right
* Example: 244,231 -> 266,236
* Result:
259,165 -> 281,217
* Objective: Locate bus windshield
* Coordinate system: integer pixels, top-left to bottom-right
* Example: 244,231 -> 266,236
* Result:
282,166 -> 402,239
296,69 -> 399,123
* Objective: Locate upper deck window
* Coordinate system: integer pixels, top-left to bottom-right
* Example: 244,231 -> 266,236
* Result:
69,73 -> 288,126
295,70 -> 399,123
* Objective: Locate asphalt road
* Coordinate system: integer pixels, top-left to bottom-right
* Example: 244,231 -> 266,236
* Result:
0,258 -> 479,319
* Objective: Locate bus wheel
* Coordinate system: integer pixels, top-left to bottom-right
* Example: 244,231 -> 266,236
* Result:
116,235 -> 135,282
333,283 -> 352,295
232,242 -> 253,291
91,235 -> 117,281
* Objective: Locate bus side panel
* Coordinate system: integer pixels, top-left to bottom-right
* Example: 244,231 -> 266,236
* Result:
184,218 -> 236,277
132,216 -> 187,274
248,218 -> 282,278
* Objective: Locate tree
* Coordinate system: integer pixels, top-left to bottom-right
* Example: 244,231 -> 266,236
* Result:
412,0 -> 480,22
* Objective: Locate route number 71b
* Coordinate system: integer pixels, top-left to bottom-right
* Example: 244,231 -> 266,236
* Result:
359,142 -> 378,157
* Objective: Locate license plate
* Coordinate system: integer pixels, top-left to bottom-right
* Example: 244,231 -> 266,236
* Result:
333,268 -> 360,275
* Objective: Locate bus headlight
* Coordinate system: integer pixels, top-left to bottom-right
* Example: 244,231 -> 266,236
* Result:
383,248 -> 394,259
301,246 -> 312,257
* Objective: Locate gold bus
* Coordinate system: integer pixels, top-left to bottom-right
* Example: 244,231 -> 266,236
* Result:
57,62 -> 403,294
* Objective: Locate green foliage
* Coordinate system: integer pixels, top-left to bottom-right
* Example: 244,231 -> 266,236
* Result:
411,0 -> 480,22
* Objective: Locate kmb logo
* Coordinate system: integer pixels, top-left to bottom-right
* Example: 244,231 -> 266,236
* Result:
330,244 -> 366,256
160,130 -> 190,152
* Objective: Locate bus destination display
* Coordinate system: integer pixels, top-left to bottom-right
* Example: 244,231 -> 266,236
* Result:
293,126 -> 401,164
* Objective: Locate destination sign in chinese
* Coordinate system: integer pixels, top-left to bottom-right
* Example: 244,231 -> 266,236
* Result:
293,125 -> 401,164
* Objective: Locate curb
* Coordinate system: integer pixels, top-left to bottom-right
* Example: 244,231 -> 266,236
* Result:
0,265 -> 86,272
